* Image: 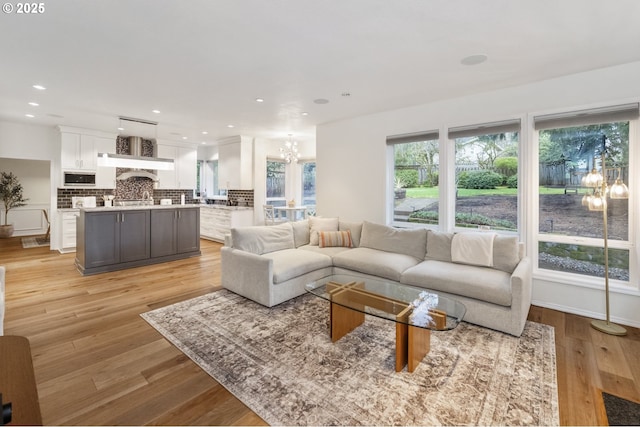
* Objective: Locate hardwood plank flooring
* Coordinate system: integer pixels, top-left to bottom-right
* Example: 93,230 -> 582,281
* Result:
2,236 -> 639,425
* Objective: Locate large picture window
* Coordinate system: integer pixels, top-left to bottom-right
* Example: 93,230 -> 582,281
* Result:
535,104 -> 638,282
388,131 -> 440,227
302,161 -> 316,209
450,120 -> 520,232
266,159 -> 286,207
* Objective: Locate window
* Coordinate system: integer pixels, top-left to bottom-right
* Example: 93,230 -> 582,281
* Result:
388,131 -> 439,226
302,161 -> 316,209
450,120 -> 520,232
196,159 -> 218,198
266,159 -> 286,207
535,104 -> 638,282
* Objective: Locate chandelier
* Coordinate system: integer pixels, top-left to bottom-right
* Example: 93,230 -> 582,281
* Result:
280,134 -> 300,163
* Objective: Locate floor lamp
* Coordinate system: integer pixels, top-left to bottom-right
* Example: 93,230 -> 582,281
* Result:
582,135 -> 628,336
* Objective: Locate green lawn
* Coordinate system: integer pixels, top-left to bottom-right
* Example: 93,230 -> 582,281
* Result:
405,186 -> 576,198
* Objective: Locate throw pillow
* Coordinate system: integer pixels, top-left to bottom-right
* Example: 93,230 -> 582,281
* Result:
319,230 -> 353,248
309,217 -> 339,245
451,232 -> 496,267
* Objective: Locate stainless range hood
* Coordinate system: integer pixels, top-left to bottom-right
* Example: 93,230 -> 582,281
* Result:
97,136 -> 174,181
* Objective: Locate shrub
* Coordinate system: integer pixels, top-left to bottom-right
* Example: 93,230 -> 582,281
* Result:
457,171 -> 469,188
424,172 -> 439,187
395,169 -> 418,188
462,170 -> 503,189
507,175 -> 518,188
494,157 -> 518,177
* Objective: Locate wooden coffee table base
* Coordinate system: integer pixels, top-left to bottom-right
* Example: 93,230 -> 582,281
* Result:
327,281 -> 433,373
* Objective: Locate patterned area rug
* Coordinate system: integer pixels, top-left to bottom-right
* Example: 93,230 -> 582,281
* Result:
142,290 -> 559,426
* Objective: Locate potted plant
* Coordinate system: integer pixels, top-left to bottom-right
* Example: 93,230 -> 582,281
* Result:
394,177 -> 406,200
0,171 -> 28,238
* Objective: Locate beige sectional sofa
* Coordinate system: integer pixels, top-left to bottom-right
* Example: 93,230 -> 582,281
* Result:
221,218 -> 532,336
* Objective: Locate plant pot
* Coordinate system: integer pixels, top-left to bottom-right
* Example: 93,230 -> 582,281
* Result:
0,224 -> 14,238
394,188 -> 406,200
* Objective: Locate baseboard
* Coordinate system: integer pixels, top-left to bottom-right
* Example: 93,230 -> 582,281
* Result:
531,299 -> 640,329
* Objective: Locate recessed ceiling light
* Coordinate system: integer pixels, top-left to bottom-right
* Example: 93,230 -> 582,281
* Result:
255,98 -> 264,103
152,109 -> 161,114
313,98 -> 329,104
117,127 -> 125,131
25,114 -> 35,118
182,136 -> 188,140
28,102 -> 39,107
461,54 -> 488,66
227,124 -> 234,128
301,112 -> 309,116
32,84 -> 46,90
202,131 -> 208,135
201,142 -> 206,145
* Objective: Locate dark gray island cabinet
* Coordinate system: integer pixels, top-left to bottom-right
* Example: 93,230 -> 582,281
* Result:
75,206 -> 200,275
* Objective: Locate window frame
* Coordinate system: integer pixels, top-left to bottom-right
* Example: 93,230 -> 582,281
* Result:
529,104 -> 639,290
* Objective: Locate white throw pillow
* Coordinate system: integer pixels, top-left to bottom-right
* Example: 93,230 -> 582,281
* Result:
309,217 -> 339,245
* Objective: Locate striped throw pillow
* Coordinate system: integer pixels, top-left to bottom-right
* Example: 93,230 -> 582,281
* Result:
319,230 -> 353,248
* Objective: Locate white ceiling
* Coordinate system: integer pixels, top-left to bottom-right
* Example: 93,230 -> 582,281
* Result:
1,0 -> 640,146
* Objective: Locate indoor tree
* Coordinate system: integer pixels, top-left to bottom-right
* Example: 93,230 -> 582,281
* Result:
0,171 -> 28,237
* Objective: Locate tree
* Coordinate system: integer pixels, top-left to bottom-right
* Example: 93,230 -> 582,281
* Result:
0,172 -> 28,226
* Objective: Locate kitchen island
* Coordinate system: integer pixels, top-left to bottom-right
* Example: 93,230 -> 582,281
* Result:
75,205 -> 200,275
200,204 -> 253,242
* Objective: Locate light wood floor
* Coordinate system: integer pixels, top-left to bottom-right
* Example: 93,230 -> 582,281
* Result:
2,236 -> 639,425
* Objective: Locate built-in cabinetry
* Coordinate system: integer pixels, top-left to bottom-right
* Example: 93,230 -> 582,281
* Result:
59,209 -> 79,253
150,208 -> 200,257
75,206 -> 200,275
200,205 -> 253,242
156,143 -> 197,189
217,136 -> 253,190
59,126 -> 117,188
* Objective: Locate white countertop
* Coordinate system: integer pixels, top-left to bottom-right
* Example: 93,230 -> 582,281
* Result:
81,204 -> 202,212
200,205 -> 253,211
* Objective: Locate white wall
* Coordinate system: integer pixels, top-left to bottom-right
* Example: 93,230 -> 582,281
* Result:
0,120 -> 59,240
316,60 -> 640,328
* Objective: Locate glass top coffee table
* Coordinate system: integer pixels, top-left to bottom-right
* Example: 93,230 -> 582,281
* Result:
306,274 -> 466,373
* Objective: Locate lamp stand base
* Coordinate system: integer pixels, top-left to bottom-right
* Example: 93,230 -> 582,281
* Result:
591,319 -> 627,336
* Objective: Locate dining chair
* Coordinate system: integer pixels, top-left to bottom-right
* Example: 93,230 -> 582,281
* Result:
263,205 -> 288,226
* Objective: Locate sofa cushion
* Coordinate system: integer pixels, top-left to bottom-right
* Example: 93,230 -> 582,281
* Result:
401,260 -> 512,306
339,221 -> 363,247
298,244 -> 353,257
263,248 -> 333,283
493,235 -> 521,273
291,219 -> 310,248
231,223 -> 294,255
425,230 -> 453,262
359,221 -> 427,260
309,217 -> 339,245
332,247 -> 421,282
319,230 -> 353,248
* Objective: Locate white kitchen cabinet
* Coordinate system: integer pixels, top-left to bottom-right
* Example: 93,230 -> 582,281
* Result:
200,206 -> 253,242
94,136 -> 116,188
217,136 -> 253,189
156,143 -> 197,190
59,209 -> 79,253
61,133 -> 96,170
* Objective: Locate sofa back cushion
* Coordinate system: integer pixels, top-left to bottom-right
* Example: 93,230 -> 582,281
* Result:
231,223 -> 295,255
359,221 -> 427,259
493,235 -> 522,273
339,221 -> 363,247
309,217 -> 339,245
425,230 -> 454,262
426,230 -> 522,273
291,219 -> 310,247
